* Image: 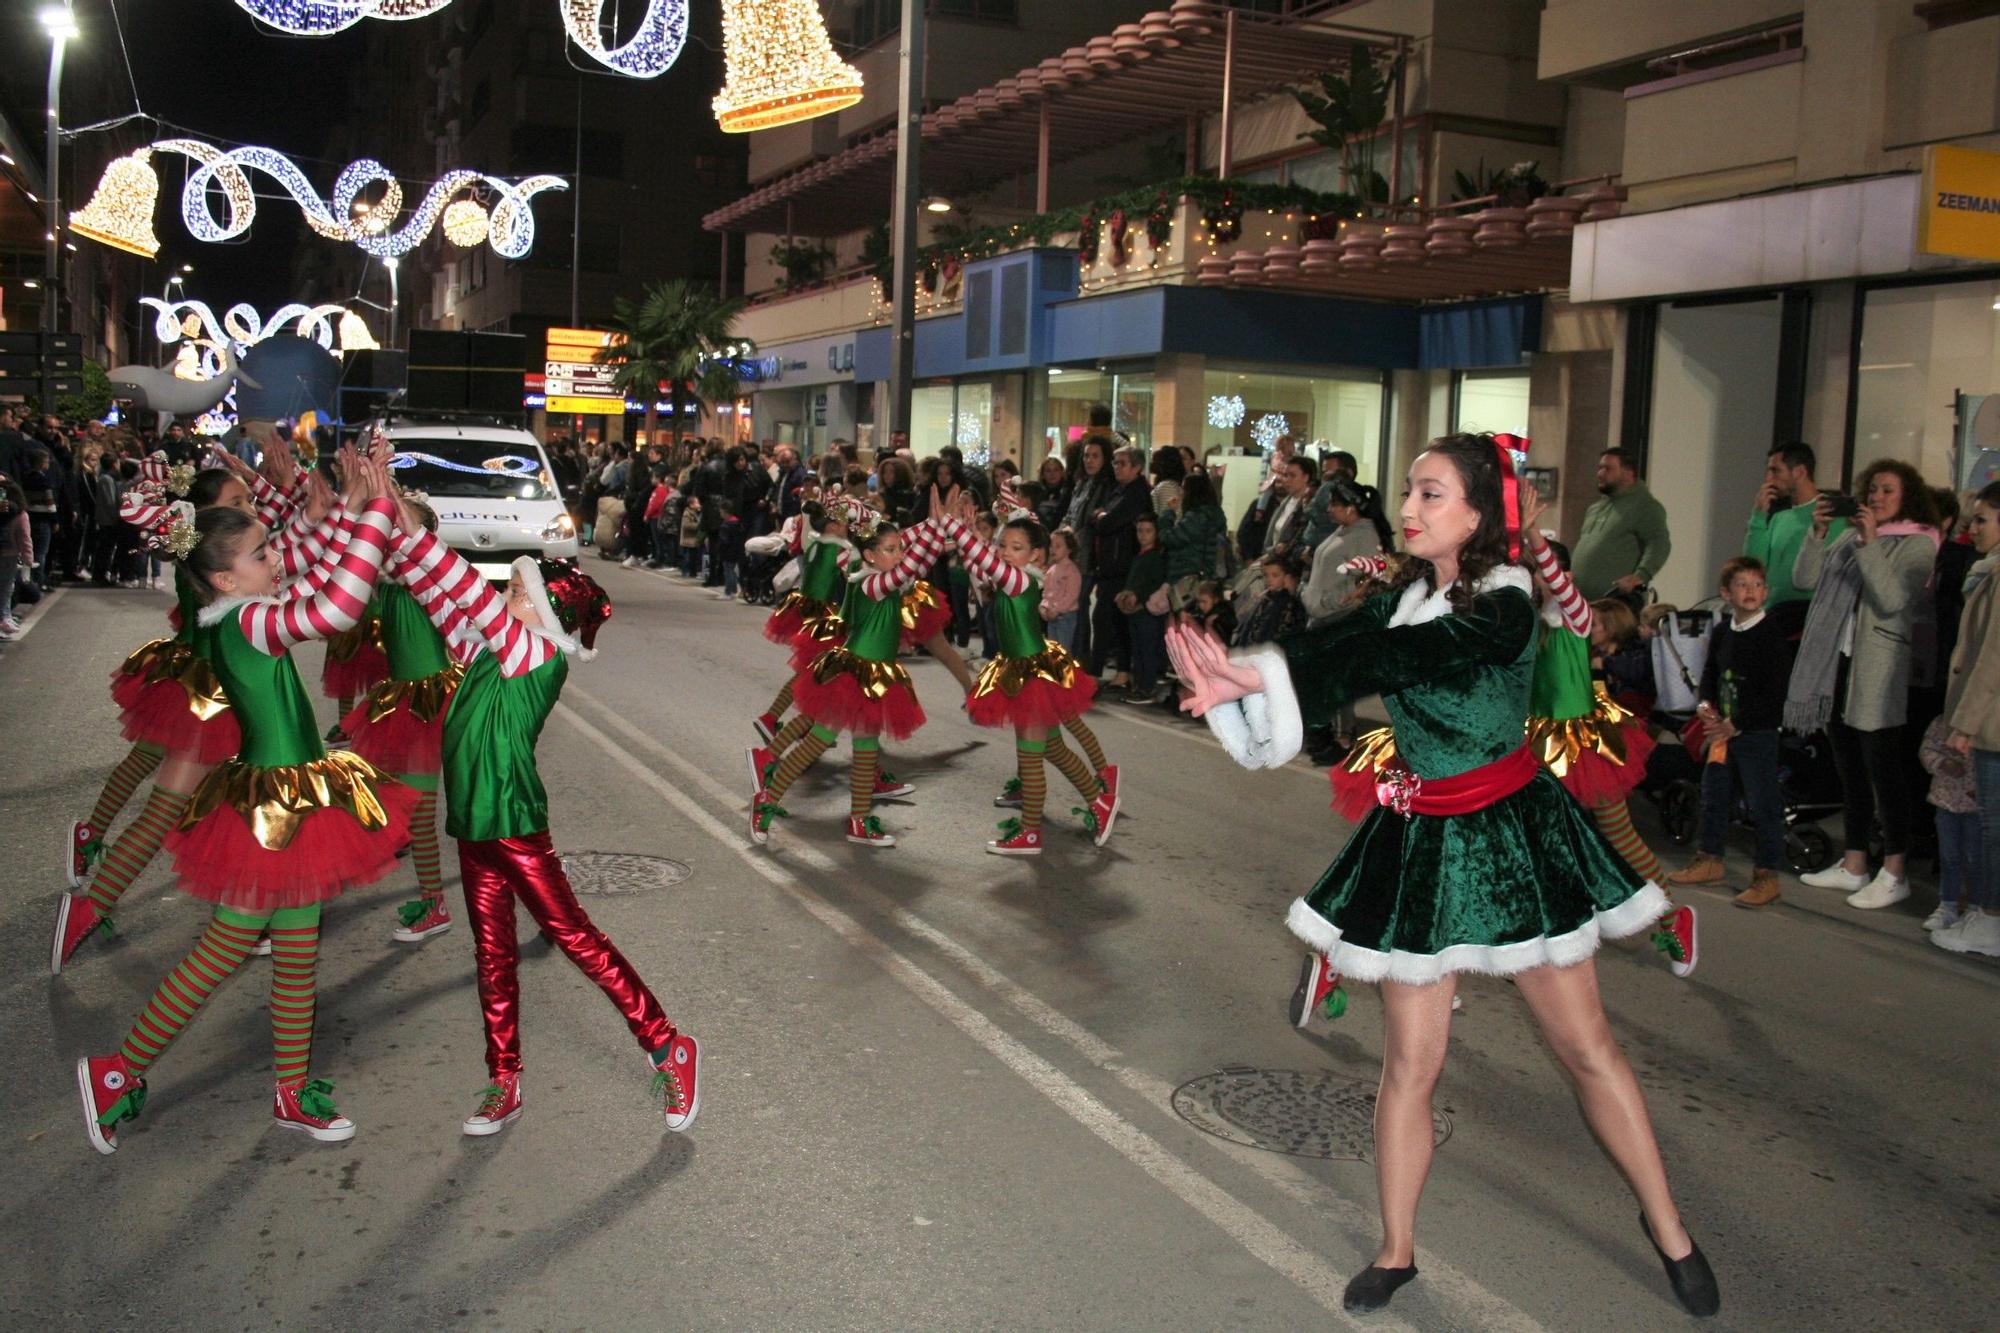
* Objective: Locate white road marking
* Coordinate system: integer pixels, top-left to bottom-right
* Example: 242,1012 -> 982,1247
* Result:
2,585 -> 69,643
560,687 -> 1547,1332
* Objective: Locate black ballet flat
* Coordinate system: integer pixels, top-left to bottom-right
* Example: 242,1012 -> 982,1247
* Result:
1342,1264 -> 1418,1313
1641,1212 -> 1721,1318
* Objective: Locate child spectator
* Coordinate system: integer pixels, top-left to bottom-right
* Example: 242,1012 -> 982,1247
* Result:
1664,557 -> 1796,907
0,472 -> 31,636
1918,717 -> 1980,939
677,487 -> 704,578
643,466 -> 674,570
1231,547 -> 1308,648
1193,578 -> 1236,646
1117,512 -> 1169,702
1041,526 -> 1083,656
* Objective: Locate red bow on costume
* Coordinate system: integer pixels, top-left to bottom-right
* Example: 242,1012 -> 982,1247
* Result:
1491,433 -> 1530,562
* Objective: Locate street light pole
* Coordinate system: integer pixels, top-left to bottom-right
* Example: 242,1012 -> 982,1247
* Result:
40,4 -> 77,412
886,0 -> 926,447
385,257 -> 400,348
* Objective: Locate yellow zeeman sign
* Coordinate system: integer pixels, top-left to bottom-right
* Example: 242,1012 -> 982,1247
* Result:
1919,145 -> 2000,263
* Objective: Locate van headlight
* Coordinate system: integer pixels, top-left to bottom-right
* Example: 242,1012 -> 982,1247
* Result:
540,513 -> 576,542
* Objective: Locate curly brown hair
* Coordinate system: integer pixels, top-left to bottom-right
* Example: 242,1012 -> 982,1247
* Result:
1386,432 -> 1518,613
1853,458 -> 1942,527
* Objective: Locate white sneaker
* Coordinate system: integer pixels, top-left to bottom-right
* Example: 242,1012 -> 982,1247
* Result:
1923,903 -> 1961,932
621,556 -> 641,569
1846,870 -> 1910,910
1933,908 -> 2000,957
1800,864 -> 1870,891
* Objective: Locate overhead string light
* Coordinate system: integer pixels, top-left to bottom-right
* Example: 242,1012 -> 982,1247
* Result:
230,0 -> 686,78
141,297 -> 372,363
71,140 -> 566,260
713,0 -> 864,132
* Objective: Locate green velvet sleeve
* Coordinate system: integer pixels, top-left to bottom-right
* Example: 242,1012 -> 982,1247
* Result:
1276,587 -> 1537,727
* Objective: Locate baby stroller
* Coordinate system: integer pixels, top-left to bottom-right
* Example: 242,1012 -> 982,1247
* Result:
1641,602 -> 1842,876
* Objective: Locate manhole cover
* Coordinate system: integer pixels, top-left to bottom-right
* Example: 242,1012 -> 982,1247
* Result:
561,852 -> 692,896
1172,1067 -> 1451,1160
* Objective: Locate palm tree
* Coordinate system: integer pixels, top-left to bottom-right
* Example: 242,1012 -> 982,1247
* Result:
594,279 -> 749,449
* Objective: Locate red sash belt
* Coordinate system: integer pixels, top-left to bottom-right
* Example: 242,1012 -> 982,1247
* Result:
1375,743 -> 1537,819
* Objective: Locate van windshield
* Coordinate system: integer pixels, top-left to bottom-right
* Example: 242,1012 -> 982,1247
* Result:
390,437 -> 555,501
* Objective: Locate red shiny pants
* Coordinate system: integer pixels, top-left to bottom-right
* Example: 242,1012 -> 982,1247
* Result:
457,833 -> 676,1078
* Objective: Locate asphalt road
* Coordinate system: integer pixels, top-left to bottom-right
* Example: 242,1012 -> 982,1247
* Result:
3,569 -> 1996,1331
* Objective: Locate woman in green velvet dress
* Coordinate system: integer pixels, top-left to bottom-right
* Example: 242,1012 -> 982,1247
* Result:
1168,433 -> 1719,1320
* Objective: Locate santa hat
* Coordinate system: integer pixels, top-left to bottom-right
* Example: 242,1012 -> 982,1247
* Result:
512,556 -> 612,661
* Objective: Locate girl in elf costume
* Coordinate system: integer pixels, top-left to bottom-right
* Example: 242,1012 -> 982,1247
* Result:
1518,480 -> 1697,978
319,606 -> 389,747
387,520 -> 699,1135
930,492 -> 1120,855
77,452 -> 417,1153
751,504 -> 950,848
1169,432 -> 1718,1320
338,496 -> 465,944
53,458 -> 339,973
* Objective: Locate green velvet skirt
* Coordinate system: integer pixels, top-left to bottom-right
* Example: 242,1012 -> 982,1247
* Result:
1287,768 -> 1669,984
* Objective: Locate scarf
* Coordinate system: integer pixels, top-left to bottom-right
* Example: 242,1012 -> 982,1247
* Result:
1783,523 -> 1939,733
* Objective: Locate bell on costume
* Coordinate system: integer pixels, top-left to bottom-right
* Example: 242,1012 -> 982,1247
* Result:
712,0 -> 865,133
71,150 -> 162,259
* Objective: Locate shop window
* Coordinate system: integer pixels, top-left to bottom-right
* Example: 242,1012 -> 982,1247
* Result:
1854,276 -> 2000,489
1452,369 -> 1530,438
1044,366 -> 1155,464
1200,365 -> 1384,472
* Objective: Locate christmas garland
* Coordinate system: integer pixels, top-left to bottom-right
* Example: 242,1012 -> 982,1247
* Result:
1146,191 -> 1173,250
1108,208 -> 1129,266
1077,208 -> 1100,266
1202,189 -> 1243,243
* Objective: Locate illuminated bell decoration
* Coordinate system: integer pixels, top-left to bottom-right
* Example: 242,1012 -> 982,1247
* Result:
337,311 -> 379,352
442,198 -> 490,248
69,150 -> 162,259
713,0 -> 864,133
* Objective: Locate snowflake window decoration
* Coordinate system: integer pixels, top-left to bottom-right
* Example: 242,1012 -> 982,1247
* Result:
1251,413 -> 1291,453
954,412 -> 990,468
1206,395 -> 1246,430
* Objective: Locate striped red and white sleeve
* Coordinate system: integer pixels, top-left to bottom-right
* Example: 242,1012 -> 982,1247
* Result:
857,519 -> 946,600
393,527 -> 557,676
245,471 -> 305,529
935,515 -> 1030,596
1528,540 -> 1592,637
271,502 -> 344,581
237,497 -> 395,655
397,564 -> 484,665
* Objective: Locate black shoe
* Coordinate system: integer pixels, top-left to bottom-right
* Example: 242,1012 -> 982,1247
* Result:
1641,1212 -> 1719,1318
1342,1264 -> 1417,1313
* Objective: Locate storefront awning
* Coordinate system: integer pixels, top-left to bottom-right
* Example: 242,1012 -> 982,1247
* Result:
702,2 -> 1382,236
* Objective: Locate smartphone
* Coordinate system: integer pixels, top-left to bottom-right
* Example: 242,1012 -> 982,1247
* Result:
1823,493 -> 1861,519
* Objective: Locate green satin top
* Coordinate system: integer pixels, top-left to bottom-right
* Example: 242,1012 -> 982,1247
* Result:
442,648 -> 567,841
208,612 -> 326,770
1527,620 -> 1594,722
992,576 -> 1050,660
1277,583 -> 1538,780
376,583 -> 452,682
800,538 -> 847,603
837,578 -> 903,662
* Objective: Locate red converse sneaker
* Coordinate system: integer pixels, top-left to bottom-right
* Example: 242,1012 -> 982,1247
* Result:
750,787 -> 785,846
1658,905 -> 1698,979
392,896 -> 452,943
462,1072 -> 524,1136
1289,952 -> 1346,1027
1087,765 -> 1121,846
273,1078 -> 356,1142
874,769 -> 917,799
76,1053 -> 146,1155
746,745 -> 775,794
252,935 -> 272,957
846,815 -> 897,847
651,1033 -> 700,1132
987,819 -> 1042,856
994,777 -> 1024,808
52,892 -> 108,975
752,712 -> 779,744
66,819 -> 100,888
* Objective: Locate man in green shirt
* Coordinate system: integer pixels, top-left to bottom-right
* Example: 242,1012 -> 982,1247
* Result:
1571,447 -> 1673,601
1745,441 -> 1845,638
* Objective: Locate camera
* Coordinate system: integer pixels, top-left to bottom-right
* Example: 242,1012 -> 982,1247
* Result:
1823,493 -> 1861,519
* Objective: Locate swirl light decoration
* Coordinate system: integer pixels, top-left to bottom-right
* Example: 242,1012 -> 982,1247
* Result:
72,140 -> 565,260
713,0 -> 864,132
230,1 -> 686,78
142,297 -> 368,364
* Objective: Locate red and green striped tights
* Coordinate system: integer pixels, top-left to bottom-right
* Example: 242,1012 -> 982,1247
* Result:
400,770 -> 445,914
119,904 -> 324,1087
1012,725 -> 1107,833
85,741 -> 165,836
763,725 -> 879,819
1591,798 -> 1665,884
83,785 -> 192,915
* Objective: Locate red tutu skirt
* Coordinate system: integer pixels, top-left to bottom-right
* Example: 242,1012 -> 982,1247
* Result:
965,649 -> 1097,731
898,581 -> 951,651
1547,718 -> 1656,806
340,666 -> 463,775
1527,687 -> 1656,807
166,753 -> 417,911
108,642 -> 242,763
1327,728 -> 1400,822
320,628 -> 389,700
793,653 -> 927,741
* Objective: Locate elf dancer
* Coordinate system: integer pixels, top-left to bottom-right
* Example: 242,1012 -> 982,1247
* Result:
319,611 -> 388,747
753,496 -> 861,743
76,460 -> 416,1153
751,508 -> 948,848
339,498 -> 464,943
1519,480 -> 1696,977
933,494 -> 1119,855
53,467 -> 339,973
1171,432 -> 1718,1320
388,520 -> 699,1135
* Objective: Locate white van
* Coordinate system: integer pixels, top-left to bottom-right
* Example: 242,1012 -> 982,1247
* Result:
382,419 -> 578,580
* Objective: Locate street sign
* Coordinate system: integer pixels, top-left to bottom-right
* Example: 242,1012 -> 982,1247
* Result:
543,327 -> 625,416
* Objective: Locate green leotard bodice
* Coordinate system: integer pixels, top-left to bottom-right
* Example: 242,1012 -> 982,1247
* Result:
442,648 -> 567,841
1527,620 -> 1595,722
208,611 -> 326,769
800,539 -> 847,603
376,583 -> 452,682
992,578 -> 1050,660
838,578 -> 904,662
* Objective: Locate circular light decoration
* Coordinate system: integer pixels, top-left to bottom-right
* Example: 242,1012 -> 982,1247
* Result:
1251,412 -> 1291,453
713,0 -> 865,133
442,198 -> 490,248
230,1 -> 685,79
74,140 -> 568,260
1206,394 -> 1246,430
70,150 -> 163,258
